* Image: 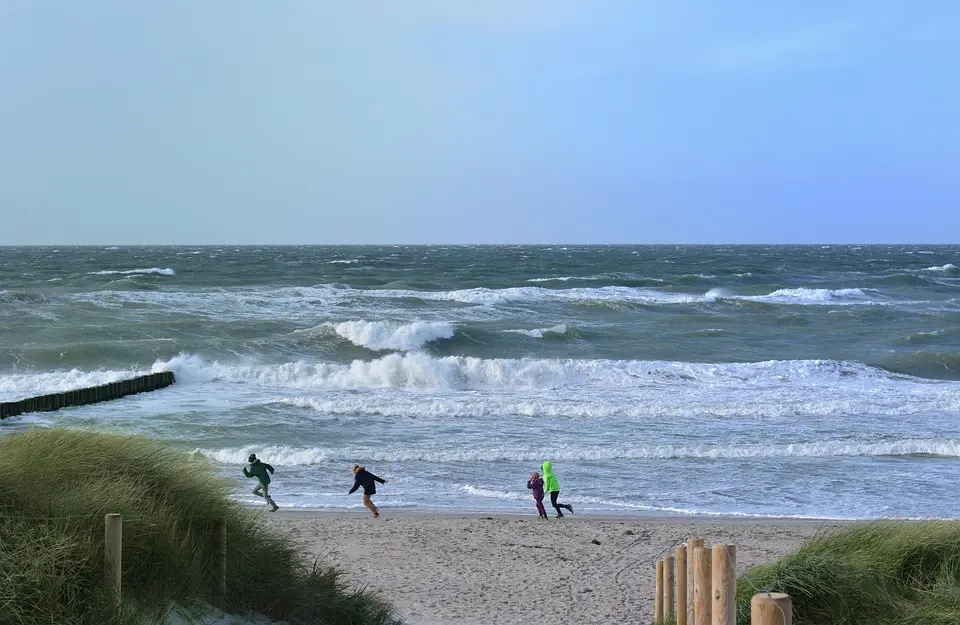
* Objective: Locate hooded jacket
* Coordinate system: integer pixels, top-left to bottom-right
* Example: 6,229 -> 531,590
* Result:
541,461 -> 560,493
243,459 -> 274,485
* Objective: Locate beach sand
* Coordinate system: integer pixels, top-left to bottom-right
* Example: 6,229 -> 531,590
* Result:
269,511 -> 843,625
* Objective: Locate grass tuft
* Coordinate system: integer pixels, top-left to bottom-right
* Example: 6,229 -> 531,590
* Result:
736,521 -> 960,625
0,428 -> 401,625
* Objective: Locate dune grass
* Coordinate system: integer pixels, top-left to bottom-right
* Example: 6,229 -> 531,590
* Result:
735,521 -> 960,625
0,428 -> 402,625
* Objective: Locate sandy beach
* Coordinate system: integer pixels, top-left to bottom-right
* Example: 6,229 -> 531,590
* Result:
269,511 -> 843,625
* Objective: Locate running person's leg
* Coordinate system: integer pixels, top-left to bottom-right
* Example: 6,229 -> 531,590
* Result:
362,493 -> 379,518
535,497 -> 547,518
261,481 -> 279,511
551,491 -> 573,516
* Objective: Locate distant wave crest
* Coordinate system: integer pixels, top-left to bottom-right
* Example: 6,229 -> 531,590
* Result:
88,267 -> 176,276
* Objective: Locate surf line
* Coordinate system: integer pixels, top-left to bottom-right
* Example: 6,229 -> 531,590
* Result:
0,371 -> 175,419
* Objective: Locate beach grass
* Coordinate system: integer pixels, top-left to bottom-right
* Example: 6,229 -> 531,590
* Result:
0,428 -> 401,625
736,520 -> 960,625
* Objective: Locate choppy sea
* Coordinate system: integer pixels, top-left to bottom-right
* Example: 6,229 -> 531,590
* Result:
2,245 -> 959,519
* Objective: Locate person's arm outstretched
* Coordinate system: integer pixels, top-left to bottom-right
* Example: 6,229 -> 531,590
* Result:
242,466 -> 251,478
265,463 -> 275,474
348,476 -> 361,494
372,473 -> 386,484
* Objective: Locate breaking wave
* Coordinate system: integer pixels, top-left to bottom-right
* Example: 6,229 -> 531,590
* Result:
195,439 -> 960,467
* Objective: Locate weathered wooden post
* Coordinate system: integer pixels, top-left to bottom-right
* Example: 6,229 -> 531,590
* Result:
664,555 -> 676,619
104,513 -> 122,609
655,559 -> 664,622
751,593 -> 791,625
218,518 -> 228,610
712,544 -> 736,625
676,544 -> 688,625
688,538 -> 704,617
694,547 -> 711,625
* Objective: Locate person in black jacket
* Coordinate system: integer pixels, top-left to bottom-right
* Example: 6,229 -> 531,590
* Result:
349,464 -> 386,518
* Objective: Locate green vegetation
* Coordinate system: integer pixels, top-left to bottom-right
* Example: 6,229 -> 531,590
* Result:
736,521 -> 960,625
0,428 -> 402,625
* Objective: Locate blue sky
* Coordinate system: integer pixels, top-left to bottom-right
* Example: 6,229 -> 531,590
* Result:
1,1 -> 957,244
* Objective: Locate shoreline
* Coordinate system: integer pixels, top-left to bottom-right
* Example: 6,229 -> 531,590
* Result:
267,507 -> 948,524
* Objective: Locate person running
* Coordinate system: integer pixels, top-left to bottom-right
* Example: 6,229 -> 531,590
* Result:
527,471 -> 548,519
349,464 -> 386,518
541,461 -> 573,518
243,454 -> 279,512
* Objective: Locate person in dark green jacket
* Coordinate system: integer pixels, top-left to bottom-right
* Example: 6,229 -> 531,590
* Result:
243,454 -> 279,512
541,461 -> 574,518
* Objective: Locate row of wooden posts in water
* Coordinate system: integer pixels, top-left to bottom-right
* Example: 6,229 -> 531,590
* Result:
0,371 -> 175,419
654,539 -> 792,625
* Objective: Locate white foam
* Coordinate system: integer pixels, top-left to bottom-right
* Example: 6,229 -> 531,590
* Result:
743,288 -> 869,304
504,324 -> 569,338
195,439 -> 960,467
526,276 -> 580,282
923,264 -> 958,273
88,267 -> 176,276
327,259 -> 359,264
0,368 -> 146,401
152,353 -> 939,394
329,320 -> 455,351
273,388 -> 960,419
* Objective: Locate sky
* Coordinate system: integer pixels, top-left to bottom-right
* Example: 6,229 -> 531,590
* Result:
1,1 -> 958,244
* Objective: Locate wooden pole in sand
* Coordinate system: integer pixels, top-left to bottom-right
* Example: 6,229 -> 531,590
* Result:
693,547 -> 711,625
104,513 -> 122,609
664,555 -> 676,619
676,545 -> 688,625
687,538 -> 704,616
218,519 -> 228,610
655,560 -> 664,622
712,544 -> 736,625
751,593 -> 792,625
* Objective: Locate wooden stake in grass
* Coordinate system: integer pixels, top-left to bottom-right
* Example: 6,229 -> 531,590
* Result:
676,546 -> 687,625
693,547 -> 711,625
655,559 -> 664,623
712,544 -> 736,625
665,555 -> 676,619
104,513 -> 122,609
218,518 -> 228,610
751,593 -> 792,625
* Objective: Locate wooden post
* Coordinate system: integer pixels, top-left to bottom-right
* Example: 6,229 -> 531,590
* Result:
712,544 -> 736,625
664,555 -> 676,619
104,513 -> 122,609
751,593 -> 791,625
694,547 -> 711,625
688,538 -> 704,617
218,518 -> 228,610
676,545 -> 688,625
655,559 -> 664,623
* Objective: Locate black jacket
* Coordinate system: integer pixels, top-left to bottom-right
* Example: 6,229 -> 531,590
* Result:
349,469 -> 385,496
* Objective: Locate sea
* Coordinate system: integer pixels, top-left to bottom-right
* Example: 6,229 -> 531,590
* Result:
1,245 -> 959,520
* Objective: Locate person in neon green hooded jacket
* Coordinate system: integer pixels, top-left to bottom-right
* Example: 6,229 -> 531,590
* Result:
541,461 -> 574,518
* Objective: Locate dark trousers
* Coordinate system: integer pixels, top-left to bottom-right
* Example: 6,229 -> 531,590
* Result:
550,491 -> 572,516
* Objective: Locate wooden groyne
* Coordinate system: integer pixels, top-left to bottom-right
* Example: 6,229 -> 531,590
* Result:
0,371 -> 175,420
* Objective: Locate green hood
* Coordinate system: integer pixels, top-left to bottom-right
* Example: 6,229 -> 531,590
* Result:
541,461 -> 560,492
